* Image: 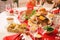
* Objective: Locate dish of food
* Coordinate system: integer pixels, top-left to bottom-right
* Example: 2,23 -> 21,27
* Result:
0,6 -> 60,40
7,23 -> 28,33
7,17 -> 14,24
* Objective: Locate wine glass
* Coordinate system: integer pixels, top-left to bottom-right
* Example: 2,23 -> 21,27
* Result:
5,4 -> 11,12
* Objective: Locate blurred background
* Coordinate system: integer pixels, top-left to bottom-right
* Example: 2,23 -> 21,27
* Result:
0,0 -> 29,12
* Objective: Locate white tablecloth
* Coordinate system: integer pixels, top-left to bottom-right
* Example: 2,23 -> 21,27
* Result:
0,7 -> 32,40
0,11 -> 33,40
0,11 -> 20,40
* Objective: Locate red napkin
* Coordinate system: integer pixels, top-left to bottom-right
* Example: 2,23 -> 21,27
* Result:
36,27 -> 44,35
42,29 -> 58,40
52,9 -> 60,14
3,33 -> 21,40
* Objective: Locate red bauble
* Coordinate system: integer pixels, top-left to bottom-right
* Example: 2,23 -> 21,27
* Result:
10,9 -> 14,13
